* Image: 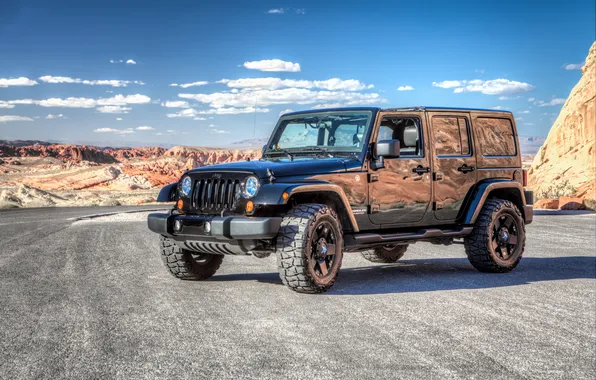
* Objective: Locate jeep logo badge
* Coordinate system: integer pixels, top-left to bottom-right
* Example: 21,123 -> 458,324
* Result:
211,173 -> 222,179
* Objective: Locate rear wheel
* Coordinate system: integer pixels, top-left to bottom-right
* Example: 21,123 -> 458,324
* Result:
464,199 -> 525,272
361,244 -> 408,263
160,236 -> 224,280
276,204 -> 343,293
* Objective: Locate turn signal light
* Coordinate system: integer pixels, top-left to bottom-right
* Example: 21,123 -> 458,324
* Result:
177,199 -> 184,209
282,192 -> 289,201
245,200 -> 255,213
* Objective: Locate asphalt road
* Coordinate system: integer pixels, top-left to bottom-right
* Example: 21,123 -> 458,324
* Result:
0,207 -> 595,379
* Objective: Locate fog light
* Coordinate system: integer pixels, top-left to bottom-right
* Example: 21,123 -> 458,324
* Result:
204,221 -> 211,234
173,219 -> 183,232
245,200 -> 255,213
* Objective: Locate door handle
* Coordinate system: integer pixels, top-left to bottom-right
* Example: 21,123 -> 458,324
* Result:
412,165 -> 430,175
458,164 -> 476,173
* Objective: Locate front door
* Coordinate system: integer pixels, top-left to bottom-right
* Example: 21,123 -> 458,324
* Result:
368,112 -> 432,226
429,112 -> 477,221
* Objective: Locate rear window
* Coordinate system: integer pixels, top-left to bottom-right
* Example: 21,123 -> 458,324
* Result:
433,116 -> 471,156
475,117 -> 517,156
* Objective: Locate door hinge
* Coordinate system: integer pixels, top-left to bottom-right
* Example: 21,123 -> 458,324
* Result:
368,204 -> 380,213
368,173 -> 379,183
433,202 -> 443,210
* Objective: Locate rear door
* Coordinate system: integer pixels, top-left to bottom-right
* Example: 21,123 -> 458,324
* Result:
429,112 -> 477,221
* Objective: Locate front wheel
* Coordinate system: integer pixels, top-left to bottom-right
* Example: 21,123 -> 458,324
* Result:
464,199 -> 526,273
276,204 -> 343,293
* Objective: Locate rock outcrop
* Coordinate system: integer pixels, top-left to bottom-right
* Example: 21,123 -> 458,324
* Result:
529,41 -> 596,203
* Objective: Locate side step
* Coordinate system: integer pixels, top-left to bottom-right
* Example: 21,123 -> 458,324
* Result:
347,226 -> 473,247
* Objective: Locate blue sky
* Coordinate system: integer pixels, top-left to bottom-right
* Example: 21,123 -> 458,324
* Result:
0,0 -> 594,147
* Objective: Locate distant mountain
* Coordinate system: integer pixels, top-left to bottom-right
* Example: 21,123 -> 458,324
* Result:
231,137 -> 269,148
518,136 -> 546,155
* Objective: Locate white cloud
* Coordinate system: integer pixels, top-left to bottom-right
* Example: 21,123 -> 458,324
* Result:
312,103 -> 343,109
0,115 -> 34,123
196,106 -> 270,115
45,114 -> 65,119
4,94 -> 151,109
498,95 -> 520,100
475,69 -> 485,74
179,88 -> 383,108
221,77 -> 371,90
116,117 -> 123,121
528,97 -> 535,102
170,81 -> 209,88
563,62 -> 584,70
523,123 -> 534,126
194,117 -> 207,120
110,59 -> 123,64
432,79 -> 534,95
518,110 -> 530,114
267,9 -> 285,14
161,100 -> 190,108
243,59 -> 301,72
397,85 -> 414,91
96,105 -> 131,113
279,108 -> 294,116
167,129 -> 176,133
136,126 -> 155,131
295,8 -> 306,14
209,128 -> 230,134
38,75 -> 141,87
0,77 -> 38,87
166,108 -> 198,118
94,127 -> 134,134
535,98 -> 566,107
0,101 -> 15,108
126,59 -> 137,65
208,124 -> 215,127
492,106 -> 504,110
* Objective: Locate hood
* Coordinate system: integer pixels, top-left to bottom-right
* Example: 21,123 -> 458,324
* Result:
187,157 -> 354,178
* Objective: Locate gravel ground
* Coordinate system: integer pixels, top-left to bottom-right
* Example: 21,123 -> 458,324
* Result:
0,207 -> 594,379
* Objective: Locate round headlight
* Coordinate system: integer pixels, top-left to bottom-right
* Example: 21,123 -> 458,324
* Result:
180,176 -> 192,197
243,176 -> 259,198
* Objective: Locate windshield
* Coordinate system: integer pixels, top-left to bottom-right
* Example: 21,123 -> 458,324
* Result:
264,111 -> 373,157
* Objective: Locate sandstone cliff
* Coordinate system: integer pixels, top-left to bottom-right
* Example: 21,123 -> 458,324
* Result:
529,41 -> 596,203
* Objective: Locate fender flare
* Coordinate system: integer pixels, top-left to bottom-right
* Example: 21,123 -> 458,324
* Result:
462,180 -> 527,224
157,182 -> 178,202
252,182 -> 359,232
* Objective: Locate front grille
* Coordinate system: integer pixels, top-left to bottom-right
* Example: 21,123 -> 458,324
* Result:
190,173 -> 246,214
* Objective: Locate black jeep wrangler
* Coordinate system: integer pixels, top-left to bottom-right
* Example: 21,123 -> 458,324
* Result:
148,107 -> 533,293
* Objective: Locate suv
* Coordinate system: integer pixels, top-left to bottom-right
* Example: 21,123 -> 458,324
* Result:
148,107 -> 533,293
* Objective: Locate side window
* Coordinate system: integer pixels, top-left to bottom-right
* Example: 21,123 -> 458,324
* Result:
475,117 -> 516,156
377,117 -> 422,157
433,116 -> 471,156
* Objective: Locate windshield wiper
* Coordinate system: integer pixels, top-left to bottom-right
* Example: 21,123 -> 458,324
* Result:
297,146 -> 335,158
264,149 -> 294,161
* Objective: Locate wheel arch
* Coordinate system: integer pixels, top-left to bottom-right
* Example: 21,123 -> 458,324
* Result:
462,180 -> 528,224
284,185 -> 359,232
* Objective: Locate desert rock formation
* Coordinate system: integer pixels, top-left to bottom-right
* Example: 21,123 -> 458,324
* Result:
529,41 -> 596,204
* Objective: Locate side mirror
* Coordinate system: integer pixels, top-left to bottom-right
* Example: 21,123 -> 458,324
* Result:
375,139 -> 401,158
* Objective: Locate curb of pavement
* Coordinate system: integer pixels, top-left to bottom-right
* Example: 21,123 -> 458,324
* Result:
534,210 -> 595,216
70,208 -> 169,221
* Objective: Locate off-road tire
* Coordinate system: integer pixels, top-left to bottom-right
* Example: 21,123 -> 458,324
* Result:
276,204 -> 343,294
464,199 -> 526,273
160,236 -> 224,280
361,245 -> 408,263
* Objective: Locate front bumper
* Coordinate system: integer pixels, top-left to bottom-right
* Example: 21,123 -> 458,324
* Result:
147,213 -> 282,240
